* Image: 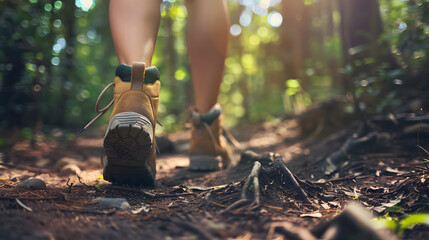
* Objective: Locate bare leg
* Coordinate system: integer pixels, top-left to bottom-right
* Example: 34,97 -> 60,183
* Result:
186,0 -> 230,113
109,0 -> 162,66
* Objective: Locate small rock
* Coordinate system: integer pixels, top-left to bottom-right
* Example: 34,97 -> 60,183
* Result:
59,164 -> 81,176
16,178 -> 46,190
93,197 -> 130,211
11,177 -> 20,182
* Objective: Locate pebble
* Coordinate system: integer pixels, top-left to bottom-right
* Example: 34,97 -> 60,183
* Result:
92,197 -> 131,211
59,164 -> 81,176
16,178 -> 47,190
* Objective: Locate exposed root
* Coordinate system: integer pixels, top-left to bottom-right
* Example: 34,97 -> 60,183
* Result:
221,161 -> 262,213
267,154 -> 312,204
321,130 -> 377,175
222,153 -> 314,213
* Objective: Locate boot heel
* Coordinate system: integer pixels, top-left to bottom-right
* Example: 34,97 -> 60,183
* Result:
103,112 -> 155,185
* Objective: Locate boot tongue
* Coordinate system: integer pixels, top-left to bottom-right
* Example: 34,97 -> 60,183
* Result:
115,64 -> 160,84
200,105 -> 221,125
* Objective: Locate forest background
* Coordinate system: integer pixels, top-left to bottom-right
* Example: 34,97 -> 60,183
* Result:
1,0 -> 428,145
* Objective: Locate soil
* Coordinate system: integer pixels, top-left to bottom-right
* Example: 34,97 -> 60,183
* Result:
1,116 -> 429,240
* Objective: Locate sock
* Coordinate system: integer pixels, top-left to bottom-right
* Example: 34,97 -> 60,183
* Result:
115,64 -> 160,84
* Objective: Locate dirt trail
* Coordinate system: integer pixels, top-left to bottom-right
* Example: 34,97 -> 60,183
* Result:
1,118 -> 429,240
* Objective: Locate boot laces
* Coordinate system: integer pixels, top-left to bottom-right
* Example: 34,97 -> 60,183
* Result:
77,82 -> 115,134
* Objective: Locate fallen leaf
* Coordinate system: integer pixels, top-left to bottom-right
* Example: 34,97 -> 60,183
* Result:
131,206 -> 150,214
300,212 -> 322,218
373,199 -> 402,213
385,167 -> 408,175
185,185 -> 213,191
321,203 -> 330,210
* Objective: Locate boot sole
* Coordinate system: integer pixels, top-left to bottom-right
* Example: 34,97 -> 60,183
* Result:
189,155 -> 221,171
103,112 -> 155,185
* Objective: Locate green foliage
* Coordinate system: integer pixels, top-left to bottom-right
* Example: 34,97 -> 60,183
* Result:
373,213 -> 429,234
0,0 -> 428,135
381,0 -> 429,71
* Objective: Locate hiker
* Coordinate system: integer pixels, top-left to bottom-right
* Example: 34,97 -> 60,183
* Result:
85,0 -> 233,185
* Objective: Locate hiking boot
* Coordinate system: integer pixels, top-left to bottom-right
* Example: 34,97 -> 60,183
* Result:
188,104 -> 234,170
102,63 -> 161,185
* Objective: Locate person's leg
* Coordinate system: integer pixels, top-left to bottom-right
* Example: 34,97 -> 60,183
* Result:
109,0 -> 162,66
186,0 -> 232,171
102,0 -> 162,185
186,0 -> 230,113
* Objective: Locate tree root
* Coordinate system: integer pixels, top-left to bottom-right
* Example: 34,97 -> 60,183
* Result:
221,153 -> 314,213
267,154 -> 312,204
321,127 -> 377,176
221,161 -> 262,213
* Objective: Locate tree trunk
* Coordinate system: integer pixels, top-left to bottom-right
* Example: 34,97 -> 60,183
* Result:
339,0 -> 397,77
281,0 -> 309,85
57,0 -> 76,127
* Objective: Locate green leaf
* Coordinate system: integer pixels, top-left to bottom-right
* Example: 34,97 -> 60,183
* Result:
399,214 -> 429,233
286,79 -> 300,88
387,205 -> 403,213
371,216 -> 398,231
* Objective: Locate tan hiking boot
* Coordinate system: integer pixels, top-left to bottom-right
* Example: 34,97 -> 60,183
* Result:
188,104 -> 234,170
101,63 -> 160,185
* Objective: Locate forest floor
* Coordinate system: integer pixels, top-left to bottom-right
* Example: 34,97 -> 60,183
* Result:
1,113 -> 429,240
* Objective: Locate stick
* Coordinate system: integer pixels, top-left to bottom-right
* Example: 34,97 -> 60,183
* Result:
273,155 -> 312,204
222,161 -> 262,213
110,186 -> 194,198
15,199 -> 32,212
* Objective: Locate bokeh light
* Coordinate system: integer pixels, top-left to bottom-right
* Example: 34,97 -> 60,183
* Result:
57,38 -> 66,49
75,0 -> 94,12
267,11 -> 283,28
53,44 -> 62,53
51,57 -> 60,66
53,19 -> 62,28
240,12 -> 252,26
230,24 -> 242,36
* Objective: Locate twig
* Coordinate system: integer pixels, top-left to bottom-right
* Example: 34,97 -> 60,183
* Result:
272,154 -> 312,204
15,199 -> 32,212
222,161 -> 262,213
66,178 -> 74,193
77,175 -> 90,187
58,208 -> 116,215
209,201 -> 226,208
110,185 -> 194,198
241,161 -> 261,207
